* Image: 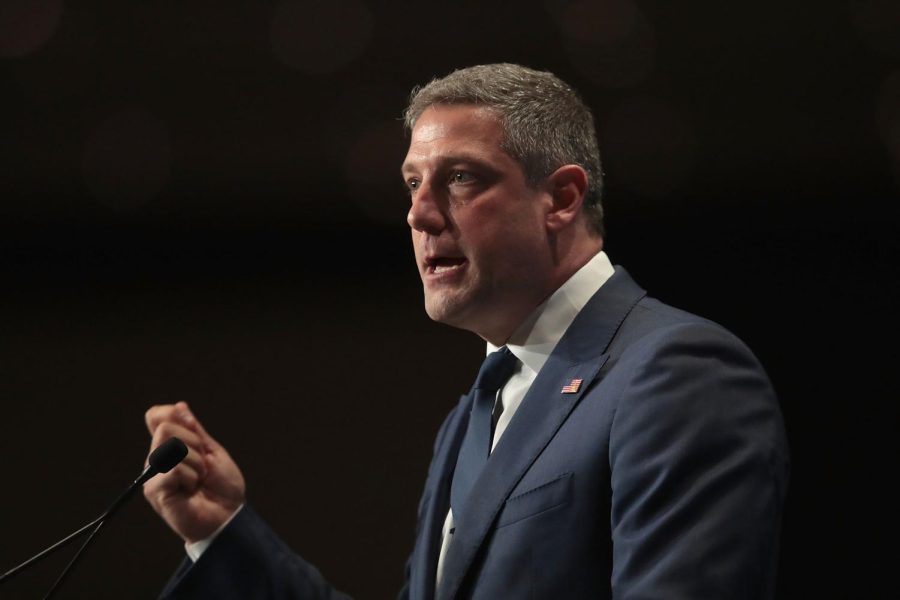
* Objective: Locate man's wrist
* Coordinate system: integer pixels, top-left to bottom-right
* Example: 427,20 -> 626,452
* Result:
185,504 -> 245,562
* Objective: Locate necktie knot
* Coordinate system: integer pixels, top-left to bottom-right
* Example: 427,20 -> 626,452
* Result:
473,347 -> 518,392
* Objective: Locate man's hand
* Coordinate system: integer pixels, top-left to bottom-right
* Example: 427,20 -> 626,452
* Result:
143,401 -> 246,544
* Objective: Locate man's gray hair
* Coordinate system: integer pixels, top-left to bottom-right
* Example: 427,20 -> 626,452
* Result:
403,63 -> 604,236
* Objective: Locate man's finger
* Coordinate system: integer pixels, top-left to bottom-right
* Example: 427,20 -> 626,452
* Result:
146,403 -> 190,435
183,413 -> 223,455
145,402 -> 213,450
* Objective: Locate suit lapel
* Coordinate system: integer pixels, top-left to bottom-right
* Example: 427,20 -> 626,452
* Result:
436,267 -> 646,600
410,395 -> 471,600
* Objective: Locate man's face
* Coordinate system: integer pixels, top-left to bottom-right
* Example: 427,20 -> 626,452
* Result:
401,105 -> 553,343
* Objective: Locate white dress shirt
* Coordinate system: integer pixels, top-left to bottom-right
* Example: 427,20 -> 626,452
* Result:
434,250 -> 615,587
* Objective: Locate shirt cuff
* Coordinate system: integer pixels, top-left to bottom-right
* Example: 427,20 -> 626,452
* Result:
185,504 -> 245,562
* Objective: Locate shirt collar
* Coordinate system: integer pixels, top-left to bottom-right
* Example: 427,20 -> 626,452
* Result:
487,251 -> 615,376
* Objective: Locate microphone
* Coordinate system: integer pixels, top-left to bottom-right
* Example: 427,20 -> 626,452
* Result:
96,436 -> 189,524
0,437 -> 188,596
148,436 -> 190,473
135,436 -> 190,491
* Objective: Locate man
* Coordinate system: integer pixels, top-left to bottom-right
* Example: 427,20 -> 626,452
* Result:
144,63 -> 789,599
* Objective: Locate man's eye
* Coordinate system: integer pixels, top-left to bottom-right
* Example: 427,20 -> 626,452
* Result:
450,171 -> 475,185
406,179 -> 420,193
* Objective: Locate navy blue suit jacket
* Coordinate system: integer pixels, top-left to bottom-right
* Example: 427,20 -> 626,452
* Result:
160,268 -> 789,599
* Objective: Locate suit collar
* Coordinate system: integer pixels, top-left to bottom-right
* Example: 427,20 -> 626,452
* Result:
436,267 -> 646,599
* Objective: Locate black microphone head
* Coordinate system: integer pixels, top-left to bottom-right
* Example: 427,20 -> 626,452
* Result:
148,437 -> 188,474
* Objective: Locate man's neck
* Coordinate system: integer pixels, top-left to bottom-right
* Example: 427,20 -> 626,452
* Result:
481,239 -> 605,347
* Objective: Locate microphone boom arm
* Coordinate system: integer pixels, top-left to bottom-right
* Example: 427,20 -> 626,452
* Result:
0,437 -> 188,590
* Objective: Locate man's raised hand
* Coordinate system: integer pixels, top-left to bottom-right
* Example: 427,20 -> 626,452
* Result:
143,402 -> 246,544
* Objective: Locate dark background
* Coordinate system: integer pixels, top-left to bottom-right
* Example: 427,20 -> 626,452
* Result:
1,1 -> 897,598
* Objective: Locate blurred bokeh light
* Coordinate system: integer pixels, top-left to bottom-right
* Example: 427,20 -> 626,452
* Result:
850,0 -> 900,59
344,119 -> 409,226
558,0 -> 639,44
81,109 -> 172,211
548,0 -> 655,88
0,0 -> 63,58
270,0 -> 373,75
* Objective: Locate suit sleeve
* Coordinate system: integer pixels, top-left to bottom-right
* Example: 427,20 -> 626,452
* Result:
158,505 -> 352,600
608,322 -> 789,599
159,397 -> 468,600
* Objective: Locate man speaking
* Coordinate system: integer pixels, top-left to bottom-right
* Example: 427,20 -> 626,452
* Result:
143,63 -> 789,599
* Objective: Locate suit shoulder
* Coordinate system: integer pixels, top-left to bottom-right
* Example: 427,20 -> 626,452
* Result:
613,296 -> 756,362
605,295 -> 788,475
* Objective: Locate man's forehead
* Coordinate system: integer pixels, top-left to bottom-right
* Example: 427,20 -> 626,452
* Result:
408,117 -> 452,146
417,102 -> 495,119
403,105 -> 504,170
415,104 -> 500,137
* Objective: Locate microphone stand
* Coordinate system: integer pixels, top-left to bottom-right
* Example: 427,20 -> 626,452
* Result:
42,470 -> 148,599
0,516 -> 104,583
0,437 -> 187,596
44,518 -> 107,599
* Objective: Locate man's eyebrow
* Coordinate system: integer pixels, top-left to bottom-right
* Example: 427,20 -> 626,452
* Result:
402,153 -> 490,175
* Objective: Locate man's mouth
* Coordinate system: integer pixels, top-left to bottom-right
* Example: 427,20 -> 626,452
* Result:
426,256 -> 467,275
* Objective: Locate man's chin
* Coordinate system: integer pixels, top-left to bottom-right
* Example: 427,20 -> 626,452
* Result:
425,298 -> 500,343
423,295 -> 469,328
424,302 -> 458,326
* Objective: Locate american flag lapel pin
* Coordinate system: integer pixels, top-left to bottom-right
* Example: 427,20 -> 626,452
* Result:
561,378 -> 583,394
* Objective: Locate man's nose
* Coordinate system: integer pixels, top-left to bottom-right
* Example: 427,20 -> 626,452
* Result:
407,184 -> 446,235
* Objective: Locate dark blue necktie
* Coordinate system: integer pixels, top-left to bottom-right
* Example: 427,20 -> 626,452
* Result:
450,347 -> 519,519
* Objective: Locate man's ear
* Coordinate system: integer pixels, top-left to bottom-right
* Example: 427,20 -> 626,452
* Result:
544,164 -> 589,233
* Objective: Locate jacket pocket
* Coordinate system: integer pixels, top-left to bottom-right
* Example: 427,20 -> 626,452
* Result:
495,472 -> 573,529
